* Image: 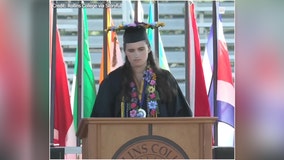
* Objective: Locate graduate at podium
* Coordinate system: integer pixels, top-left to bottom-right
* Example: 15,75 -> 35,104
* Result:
91,22 -> 192,118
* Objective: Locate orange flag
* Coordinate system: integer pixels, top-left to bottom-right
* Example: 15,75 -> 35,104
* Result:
99,6 -> 123,83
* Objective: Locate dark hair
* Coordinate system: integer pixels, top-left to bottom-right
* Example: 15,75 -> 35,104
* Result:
121,40 -> 177,104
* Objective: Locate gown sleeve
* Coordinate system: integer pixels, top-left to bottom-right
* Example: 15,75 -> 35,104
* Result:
91,68 -> 122,117
174,84 -> 193,117
167,71 -> 193,117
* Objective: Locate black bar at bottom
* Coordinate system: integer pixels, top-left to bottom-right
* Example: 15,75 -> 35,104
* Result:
50,147 -> 65,159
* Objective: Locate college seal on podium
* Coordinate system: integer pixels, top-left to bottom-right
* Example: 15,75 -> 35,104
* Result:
112,135 -> 189,159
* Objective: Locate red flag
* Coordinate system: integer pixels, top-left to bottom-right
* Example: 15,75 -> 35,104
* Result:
187,3 -> 211,116
54,28 -> 75,146
99,5 -> 123,83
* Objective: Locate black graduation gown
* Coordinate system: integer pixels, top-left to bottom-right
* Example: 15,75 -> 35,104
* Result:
91,67 -> 192,117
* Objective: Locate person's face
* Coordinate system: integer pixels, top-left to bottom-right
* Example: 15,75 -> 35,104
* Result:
125,40 -> 149,68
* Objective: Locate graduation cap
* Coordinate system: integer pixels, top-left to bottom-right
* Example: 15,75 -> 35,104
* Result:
123,26 -> 148,43
106,21 -> 165,43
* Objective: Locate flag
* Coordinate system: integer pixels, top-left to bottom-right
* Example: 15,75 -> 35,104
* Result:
122,0 -> 134,24
147,0 -> 170,71
71,8 -> 96,131
99,2 -> 123,83
202,2 -> 235,146
202,29 -> 215,116
137,0 -> 144,22
122,0 -> 142,23
54,28 -> 76,147
187,3 -> 211,116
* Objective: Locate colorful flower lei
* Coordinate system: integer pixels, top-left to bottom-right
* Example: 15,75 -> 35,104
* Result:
128,66 -> 160,117
106,21 -> 165,32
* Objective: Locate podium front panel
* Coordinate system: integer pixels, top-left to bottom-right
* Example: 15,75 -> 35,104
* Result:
77,117 -> 216,159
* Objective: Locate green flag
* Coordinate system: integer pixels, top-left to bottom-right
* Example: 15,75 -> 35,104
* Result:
71,8 -> 96,131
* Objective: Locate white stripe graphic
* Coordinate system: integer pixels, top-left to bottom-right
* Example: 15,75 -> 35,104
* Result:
202,48 -> 213,94
217,80 -> 235,107
218,122 -> 235,146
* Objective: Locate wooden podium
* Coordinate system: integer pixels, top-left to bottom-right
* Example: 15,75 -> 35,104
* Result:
77,117 -> 217,159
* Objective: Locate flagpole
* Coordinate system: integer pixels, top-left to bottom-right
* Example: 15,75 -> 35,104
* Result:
184,0 -> 190,102
154,0 -> 159,61
212,0 -> 218,146
50,0 -> 57,146
76,0 -> 83,146
134,0 -> 138,21
103,1 -> 108,78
